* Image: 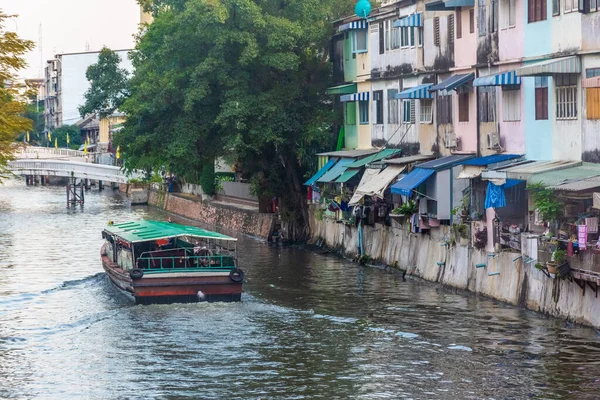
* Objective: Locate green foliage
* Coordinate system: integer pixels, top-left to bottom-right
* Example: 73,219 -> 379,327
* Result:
534,263 -> 545,271
393,200 -> 418,215
118,0 -> 356,240
215,174 -> 234,192
200,163 -> 215,196
78,47 -> 129,119
0,11 -> 35,180
553,249 -> 567,265
527,182 -> 563,223
455,223 -> 469,239
316,207 -> 325,221
51,125 -> 82,148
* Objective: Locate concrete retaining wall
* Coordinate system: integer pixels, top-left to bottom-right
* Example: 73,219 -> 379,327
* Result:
310,207 -> 600,328
148,190 -> 274,239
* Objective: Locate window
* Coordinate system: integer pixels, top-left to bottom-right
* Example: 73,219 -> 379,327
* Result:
535,76 -> 549,120
420,99 -> 433,123
456,11 -> 462,38
359,100 -> 369,124
384,21 -> 390,50
564,0 -> 577,11
587,68 -> 600,78
390,20 -> 400,49
434,17 -> 440,46
388,89 -> 399,124
351,29 -> 368,53
437,95 -> 453,124
502,88 -> 521,121
553,0 -> 561,15
448,15 -> 455,45
418,27 -> 423,46
402,99 -> 416,123
470,9 -> 475,33
587,88 -> 600,120
479,0 -> 487,36
491,0 -> 498,33
345,102 -> 356,125
410,27 -> 415,47
502,0 -> 517,27
374,90 -> 384,124
556,74 -> 578,120
479,87 -> 497,122
379,22 -> 385,54
458,92 -> 469,122
528,0 -> 547,22
590,0 -> 599,12
401,27 -> 409,47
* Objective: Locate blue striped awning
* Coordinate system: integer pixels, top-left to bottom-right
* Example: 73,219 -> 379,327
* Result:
516,56 -> 581,77
338,20 -> 368,32
391,168 -> 436,196
473,71 -> 521,87
429,73 -> 474,92
396,84 -> 433,99
340,92 -> 370,102
304,158 -> 338,186
393,13 -> 423,27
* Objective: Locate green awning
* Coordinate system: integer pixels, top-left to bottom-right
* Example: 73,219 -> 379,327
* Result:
327,83 -> 358,95
336,169 -> 361,183
528,162 -> 600,186
516,56 -> 581,77
103,220 -> 237,243
348,149 -> 402,168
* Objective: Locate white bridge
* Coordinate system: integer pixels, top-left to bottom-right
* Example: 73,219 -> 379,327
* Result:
8,146 -> 143,184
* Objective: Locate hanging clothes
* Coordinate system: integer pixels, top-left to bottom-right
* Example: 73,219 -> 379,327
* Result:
484,181 -> 506,209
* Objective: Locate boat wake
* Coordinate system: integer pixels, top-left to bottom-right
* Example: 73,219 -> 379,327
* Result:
41,273 -> 105,294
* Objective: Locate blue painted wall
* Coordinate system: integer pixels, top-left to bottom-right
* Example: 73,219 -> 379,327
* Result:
523,0 -> 552,57
524,76 -> 553,160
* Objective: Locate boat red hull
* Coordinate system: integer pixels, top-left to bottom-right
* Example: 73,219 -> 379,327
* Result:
101,255 -> 243,304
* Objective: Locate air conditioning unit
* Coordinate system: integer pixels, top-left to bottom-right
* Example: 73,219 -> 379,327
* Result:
487,132 -> 501,150
445,132 -> 459,149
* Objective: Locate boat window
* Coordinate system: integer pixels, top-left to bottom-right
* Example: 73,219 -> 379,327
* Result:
117,248 -> 134,271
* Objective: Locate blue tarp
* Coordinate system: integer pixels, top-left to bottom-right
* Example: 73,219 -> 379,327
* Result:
304,158 -> 337,186
391,168 -> 435,196
460,154 -> 521,166
485,182 -> 506,209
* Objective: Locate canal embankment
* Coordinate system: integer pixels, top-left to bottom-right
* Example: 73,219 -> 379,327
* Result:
147,189 -> 275,239
308,206 -> 600,329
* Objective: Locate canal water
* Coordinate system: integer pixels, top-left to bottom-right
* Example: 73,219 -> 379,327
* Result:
1,179 -> 600,399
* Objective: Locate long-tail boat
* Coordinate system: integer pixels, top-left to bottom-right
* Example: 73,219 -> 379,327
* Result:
101,220 -> 244,304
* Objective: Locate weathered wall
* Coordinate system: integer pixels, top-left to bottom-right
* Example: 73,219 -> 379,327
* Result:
148,190 -> 274,239
310,206 -> 600,328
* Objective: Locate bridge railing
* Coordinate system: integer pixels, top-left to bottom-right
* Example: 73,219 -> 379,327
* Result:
16,146 -> 88,159
7,159 -> 144,184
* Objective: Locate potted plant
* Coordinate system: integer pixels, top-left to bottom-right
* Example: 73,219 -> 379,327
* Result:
547,249 -> 566,274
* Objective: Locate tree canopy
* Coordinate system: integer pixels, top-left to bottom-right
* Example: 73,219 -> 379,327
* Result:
118,0 -> 355,238
78,47 -> 130,119
0,10 -> 35,181
52,125 -> 82,149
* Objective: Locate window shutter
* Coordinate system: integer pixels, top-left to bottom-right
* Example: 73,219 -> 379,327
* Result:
470,9 -> 475,33
410,100 -> 416,123
588,88 -> 600,119
456,11 -> 462,38
542,0 -> 547,18
434,17 -> 440,46
528,0 -> 535,22
379,22 -> 385,54
448,15 -> 455,44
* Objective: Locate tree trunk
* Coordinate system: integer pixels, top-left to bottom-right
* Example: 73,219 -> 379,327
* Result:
279,152 -> 310,242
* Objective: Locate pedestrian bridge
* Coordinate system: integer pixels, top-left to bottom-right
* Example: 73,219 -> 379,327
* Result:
8,159 -> 143,184
14,146 -> 88,162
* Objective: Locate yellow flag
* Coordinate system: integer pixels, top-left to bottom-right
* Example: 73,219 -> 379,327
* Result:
54,138 -> 58,149
116,145 -> 121,159
26,132 -> 30,142
84,140 -> 88,155
48,131 -> 51,141
66,132 -> 70,144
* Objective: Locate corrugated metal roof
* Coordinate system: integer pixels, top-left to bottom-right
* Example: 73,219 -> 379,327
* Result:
391,168 -> 436,196
483,160 -> 581,181
348,149 -> 402,168
416,154 -> 475,170
335,168 -> 361,183
104,220 -> 237,243
549,177 -> 600,192
429,73 -> 474,92
460,154 -> 522,166
318,158 -> 355,183
304,158 -> 337,186
527,162 -> 600,186
326,83 -> 357,95
353,165 -> 406,200
317,149 -> 380,157
378,154 -> 435,165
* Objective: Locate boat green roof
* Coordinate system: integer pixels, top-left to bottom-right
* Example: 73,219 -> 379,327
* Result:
103,220 -> 237,243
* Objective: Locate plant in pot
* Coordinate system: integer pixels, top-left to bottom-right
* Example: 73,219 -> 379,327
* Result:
547,249 -> 566,274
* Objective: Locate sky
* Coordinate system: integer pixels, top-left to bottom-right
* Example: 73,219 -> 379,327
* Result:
2,0 -> 140,78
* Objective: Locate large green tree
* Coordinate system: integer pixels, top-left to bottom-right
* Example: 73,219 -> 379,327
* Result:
118,0 -> 354,239
78,47 -> 129,119
0,11 -> 35,181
